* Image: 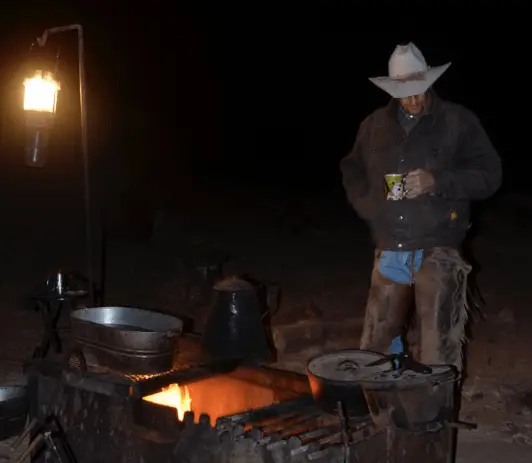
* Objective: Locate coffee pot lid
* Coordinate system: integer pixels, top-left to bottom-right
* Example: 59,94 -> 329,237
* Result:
213,275 -> 255,292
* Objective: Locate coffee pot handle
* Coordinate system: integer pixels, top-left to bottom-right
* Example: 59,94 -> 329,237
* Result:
262,284 -> 281,320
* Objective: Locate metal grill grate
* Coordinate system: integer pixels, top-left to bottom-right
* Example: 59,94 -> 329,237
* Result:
179,396 -> 378,462
234,402 -> 374,460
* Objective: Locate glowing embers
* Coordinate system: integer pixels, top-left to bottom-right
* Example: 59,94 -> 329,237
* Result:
142,375 -> 280,424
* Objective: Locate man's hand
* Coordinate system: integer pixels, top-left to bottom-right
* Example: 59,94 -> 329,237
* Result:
404,169 -> 435,199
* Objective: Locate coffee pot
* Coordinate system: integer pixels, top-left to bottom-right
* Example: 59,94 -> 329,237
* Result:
202,276 -> 278,363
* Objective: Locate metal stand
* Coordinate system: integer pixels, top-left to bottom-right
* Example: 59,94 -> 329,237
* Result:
34,24 -> 94,306
184,251 -> 226,308
10,417 -> 75,463
30,293 -> 88,359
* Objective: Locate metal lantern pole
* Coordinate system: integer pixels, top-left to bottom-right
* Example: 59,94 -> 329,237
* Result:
34,24 -> 94,305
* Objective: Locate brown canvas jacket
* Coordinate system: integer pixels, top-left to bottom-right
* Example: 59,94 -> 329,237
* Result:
340,93 -> 502,250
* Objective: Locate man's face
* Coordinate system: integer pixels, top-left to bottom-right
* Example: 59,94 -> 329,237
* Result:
398,93 -> 426,116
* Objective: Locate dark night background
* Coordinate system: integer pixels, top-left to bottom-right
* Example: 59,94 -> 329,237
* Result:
0,1 -> 526,241
1,6 -> 532,459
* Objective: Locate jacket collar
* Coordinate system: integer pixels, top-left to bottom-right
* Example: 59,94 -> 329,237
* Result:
385,90 -> 441,124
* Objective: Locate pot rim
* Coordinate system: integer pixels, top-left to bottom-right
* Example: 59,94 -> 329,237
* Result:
0,386 -> 27,402
359,365 -> 458,390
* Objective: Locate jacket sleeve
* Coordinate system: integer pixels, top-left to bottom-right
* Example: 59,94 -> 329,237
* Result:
339,119 -> 377,221
432,109 -> 502,201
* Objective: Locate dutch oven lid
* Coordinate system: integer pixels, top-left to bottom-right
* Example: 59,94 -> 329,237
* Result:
307,350 -> 387,382
214,276 -> 255,292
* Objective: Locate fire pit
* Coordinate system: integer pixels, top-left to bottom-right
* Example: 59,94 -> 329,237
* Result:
25,335 -> 456,462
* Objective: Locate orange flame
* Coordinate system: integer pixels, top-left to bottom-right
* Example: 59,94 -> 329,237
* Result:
143,383 -> 192,421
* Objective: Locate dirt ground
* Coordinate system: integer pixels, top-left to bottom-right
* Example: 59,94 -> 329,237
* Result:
0,176 -> 531,461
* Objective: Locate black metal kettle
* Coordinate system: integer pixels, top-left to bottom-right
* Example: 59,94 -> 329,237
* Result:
202,275 -> 276,362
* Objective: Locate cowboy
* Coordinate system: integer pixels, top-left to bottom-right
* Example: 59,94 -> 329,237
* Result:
340,43 -> 502,373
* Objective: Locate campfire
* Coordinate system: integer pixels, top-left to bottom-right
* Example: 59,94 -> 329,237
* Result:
25,334 -> 457,462
143,383 -> 192,421
143,375 -> 280,424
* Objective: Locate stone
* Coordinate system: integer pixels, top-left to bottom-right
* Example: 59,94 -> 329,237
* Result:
272,320 -> 324,354
272,317 -> 363,355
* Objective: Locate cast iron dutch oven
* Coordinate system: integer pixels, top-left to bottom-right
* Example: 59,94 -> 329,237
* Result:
306,349 -> 389,416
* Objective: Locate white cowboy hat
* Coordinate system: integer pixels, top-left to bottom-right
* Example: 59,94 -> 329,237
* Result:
369,43 -> 451,99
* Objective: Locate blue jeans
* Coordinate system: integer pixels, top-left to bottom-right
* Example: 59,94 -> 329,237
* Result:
379,250 -> 424,354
